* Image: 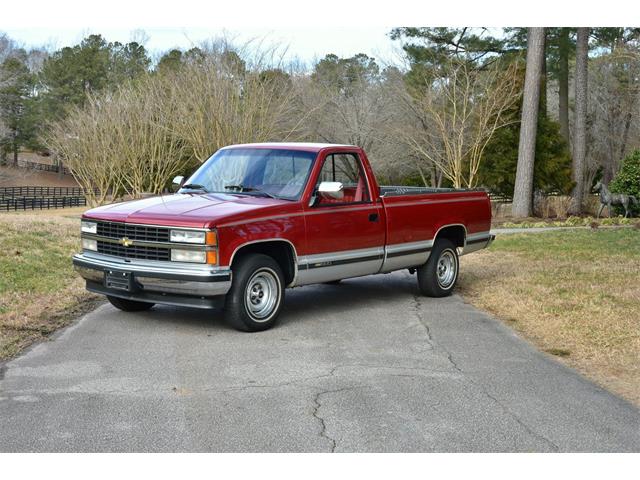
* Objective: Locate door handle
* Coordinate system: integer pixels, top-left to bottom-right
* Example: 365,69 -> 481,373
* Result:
368,213 -> 379,222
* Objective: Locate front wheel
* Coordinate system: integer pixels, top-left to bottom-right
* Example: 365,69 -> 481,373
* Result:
224,253 -> 285,332
417,239 -> 459,297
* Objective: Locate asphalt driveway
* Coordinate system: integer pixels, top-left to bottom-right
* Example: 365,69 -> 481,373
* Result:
1,271 -> 638,452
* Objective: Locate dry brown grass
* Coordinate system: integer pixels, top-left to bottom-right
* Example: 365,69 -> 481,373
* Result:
459,229 -> 640,405
0,212 -> 100,360
0,165 -> 79,187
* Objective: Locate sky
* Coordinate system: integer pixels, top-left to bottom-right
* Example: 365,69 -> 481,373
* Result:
2,27 -> 403,65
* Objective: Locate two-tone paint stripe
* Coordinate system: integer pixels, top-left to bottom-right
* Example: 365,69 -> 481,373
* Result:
385,239 -> 434,259
298,246 -> 384,270
293,231 -> 493,271
465,231 -> 493,246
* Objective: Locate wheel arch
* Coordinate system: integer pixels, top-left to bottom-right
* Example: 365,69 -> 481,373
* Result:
433,224 -> 467,249
229,239 -> 298,287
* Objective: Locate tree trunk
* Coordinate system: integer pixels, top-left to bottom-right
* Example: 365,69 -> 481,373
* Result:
540,31 -> 548,116
569,27 -> 589,215
558,27 -> 570,145
12,140 -> 18,167
513,28 -> 546,218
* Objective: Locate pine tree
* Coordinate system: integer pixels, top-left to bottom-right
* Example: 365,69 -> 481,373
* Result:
513,28 -> 546,217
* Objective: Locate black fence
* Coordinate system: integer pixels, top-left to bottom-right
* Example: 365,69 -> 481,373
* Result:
16,160 -> 71,175
0,196 -> 87,211
0,186 -> 98,198
0,186 -> 98,211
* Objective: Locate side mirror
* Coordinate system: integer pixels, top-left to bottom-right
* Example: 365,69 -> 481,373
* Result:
171,175 -> 185,192
318,181 -> 344,199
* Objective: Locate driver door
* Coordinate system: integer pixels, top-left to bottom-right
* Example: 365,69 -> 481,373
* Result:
298,152 -> 385,285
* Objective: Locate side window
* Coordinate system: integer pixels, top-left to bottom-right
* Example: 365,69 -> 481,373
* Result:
315,153 -> 370,205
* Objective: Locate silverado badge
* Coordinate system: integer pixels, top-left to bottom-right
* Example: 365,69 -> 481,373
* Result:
119,237 -> 133,247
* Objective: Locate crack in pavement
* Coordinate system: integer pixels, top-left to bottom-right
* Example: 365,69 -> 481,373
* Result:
411,294 -> 560,452
411,295 -> 435,346
311,386 -> 363,452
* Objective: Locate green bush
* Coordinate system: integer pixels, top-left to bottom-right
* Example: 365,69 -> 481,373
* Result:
610,150 -> 640,216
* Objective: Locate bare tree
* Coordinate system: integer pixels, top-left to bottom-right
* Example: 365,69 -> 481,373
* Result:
45,98 -> 124,206
513,28 -> 546,217
44,77 -> 191,205
167,57 -> 306,163
44,46 -> 306,205
297,67 -> 411,182
399,59 -> 520,189
569,27 -> 590,214
586,46 -> 640,187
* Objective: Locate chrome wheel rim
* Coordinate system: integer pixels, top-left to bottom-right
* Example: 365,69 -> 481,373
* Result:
245,268 -> 280,321
437,249 -> 457,289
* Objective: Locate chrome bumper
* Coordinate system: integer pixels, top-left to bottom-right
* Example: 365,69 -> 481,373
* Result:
73,252 -> 232,307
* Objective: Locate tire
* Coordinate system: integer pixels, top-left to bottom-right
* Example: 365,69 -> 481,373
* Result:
107,295 -> 155,312
417,239 -> 459,297
224,253 -> 285,332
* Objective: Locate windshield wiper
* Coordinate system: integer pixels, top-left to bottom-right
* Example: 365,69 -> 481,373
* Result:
181,183 -> 209,192
224,184 -> 279,199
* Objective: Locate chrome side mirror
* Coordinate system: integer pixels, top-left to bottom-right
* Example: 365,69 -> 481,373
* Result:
171,175 -> 185,192
318,181 -> 344,199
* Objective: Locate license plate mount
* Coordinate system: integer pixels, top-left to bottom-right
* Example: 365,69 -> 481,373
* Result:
104,270 -> 136,292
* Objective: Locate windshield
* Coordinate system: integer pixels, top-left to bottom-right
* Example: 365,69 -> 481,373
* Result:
183,148 -> 317,200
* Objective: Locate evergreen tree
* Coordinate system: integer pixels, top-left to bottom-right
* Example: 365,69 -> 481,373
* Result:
39,34 -> 151,120
0,57 -> 35,164
312,53 -> 380,94
480,112 -> 572,197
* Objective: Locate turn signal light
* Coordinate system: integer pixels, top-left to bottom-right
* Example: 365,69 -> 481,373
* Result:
206,231 -> 217,246
206,250 -> 218,265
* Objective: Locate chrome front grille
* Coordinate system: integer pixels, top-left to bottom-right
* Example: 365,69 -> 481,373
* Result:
97,240 -> 170,261
96,221 -> 170,242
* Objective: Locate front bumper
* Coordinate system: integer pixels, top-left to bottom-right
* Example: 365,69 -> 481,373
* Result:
73,252 -> 232,309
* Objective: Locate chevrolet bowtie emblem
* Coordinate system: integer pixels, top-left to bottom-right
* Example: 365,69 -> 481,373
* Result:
119,237 -> 133,247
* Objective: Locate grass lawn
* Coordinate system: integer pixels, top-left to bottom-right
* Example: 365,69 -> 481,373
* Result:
0,209 -> 100,360
459,228 -> 640,406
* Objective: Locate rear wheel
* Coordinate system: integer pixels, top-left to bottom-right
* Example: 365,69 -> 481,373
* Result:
224,253 -> 285,332
417,239 -> 459,297
107,295 -> 154,312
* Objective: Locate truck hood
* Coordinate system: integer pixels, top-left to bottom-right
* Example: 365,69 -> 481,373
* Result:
83,193 -> 297,228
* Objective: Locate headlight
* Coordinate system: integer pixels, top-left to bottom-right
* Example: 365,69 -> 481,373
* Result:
170,229 -> 206,244
81,220 -> 97,234
171,249 -> 207,263
82,238 -> 97,251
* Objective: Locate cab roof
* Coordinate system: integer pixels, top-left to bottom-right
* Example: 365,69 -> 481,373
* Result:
222,142 -> 357,153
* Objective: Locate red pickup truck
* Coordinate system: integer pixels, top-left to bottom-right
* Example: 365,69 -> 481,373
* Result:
73,143 -> 493,331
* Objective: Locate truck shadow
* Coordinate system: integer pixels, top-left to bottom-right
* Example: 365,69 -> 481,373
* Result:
279,273 -> 418,326
131,272 -> 421,331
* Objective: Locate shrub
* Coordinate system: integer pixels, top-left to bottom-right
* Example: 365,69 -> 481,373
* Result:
479,112 -> 573,197
610,150 -> 640,216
